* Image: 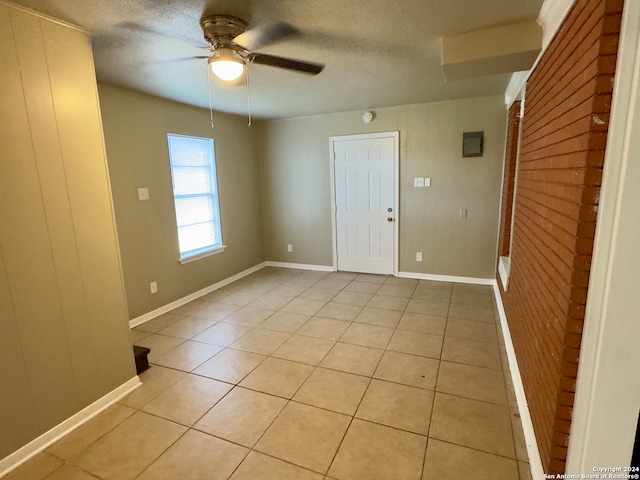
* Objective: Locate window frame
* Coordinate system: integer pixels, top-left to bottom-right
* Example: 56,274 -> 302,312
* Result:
166,133 -> 225,263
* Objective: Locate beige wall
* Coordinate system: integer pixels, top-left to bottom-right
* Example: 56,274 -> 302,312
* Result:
99,85 -> 265,319
0,4 -> 135,458
259,96 -> 506,278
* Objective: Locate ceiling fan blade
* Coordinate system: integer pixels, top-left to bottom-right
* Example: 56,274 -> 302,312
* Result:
248,53 -> 324,75
234,22 -> 299,51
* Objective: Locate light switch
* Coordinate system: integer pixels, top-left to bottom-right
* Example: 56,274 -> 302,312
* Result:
413,177 -> 425,188
138,187 -> 150,201
424,177 -> 431,187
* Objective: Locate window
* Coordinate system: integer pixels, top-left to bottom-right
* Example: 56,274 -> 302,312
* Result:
167,134 -> 224,262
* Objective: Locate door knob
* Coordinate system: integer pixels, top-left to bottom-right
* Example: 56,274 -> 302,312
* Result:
387,208 -> 393,212
387,217 -> 393,222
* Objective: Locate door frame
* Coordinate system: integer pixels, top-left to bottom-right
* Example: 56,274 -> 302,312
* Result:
329,131 -> 400,275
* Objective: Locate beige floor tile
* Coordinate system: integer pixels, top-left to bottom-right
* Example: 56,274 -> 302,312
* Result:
137,430 -> 248,480
3,453 -> 62,480
192,322 -> 252,347
387,329 -> 443,359
230,328 -> 291,355
452,283 -> 493,295
230,451 -> 324,480
354,273 -> 388,284
384,277 -> 419,287
450,290 -> 494,307
377,284 -> 415,297
142,374 -> 232,426
405,299 -> 449,316
314,278 -> 351,291
135,313 -> 184,333
429,393 -> 515,458
281,297 -> 327,315
195,387 -> 287,447
137,334 -> 185,364
354,307 -> 402,328
340,323 -> 394,349
293,367 -> 370,415
320,342 -> 384,376
397,312 -> 446,335
436,361 -> 507,405
366,294 -> 410,311
222,307 -> 275,327
417,279 -> 452,291
255,402 -> 350,473
119,365 -> 185,409
168,300 -> 210,316
328,271 -> 359,281
239,357 -> 314,398
411,288 -> 452,303
422,439 -> 518,480
299,287 -> 337,302
217,289 -> 265,306
374,351 -> 439,390
42,464 -> 99,480
316,302 -> 362,321
259,311 -> 310,333
191,302 -> 241,321
153,340 -> 223,371
248,293 -> 294,310
193,348 -> 265,384
343,281 -> 381,294
130,329 -> 152,343
445,317 -> 498,344
441,337 -> 502,370
328,419 -> 426,480
512,410 -> 530,462
71,411 -> 187,480
297,317 -> 350,341
272,334 -> 335,365
47,404 -> 136,459
356,379 -> 433,435
156,316 -> 217,339
519,461 -> 533,480
447,303 -> 496,323
331,290 -> 374,306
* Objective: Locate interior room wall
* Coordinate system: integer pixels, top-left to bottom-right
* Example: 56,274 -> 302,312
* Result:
258,96 -> 506,279
98,85 -> 265,319
0,4 -> 135,459
497,0 -> 623,473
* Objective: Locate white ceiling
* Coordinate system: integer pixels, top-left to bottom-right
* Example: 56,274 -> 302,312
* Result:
10,0 -> 543,119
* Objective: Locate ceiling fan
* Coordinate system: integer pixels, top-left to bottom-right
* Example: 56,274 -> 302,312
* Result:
200,15 -> 325,82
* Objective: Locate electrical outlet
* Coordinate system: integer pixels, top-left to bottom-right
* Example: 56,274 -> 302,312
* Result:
287,244 -> 293,253
413,177 -> 425,188
150,281 -> 158,294
138,187 -> 150,201
416,252 -> 423,262
459,209 -> 468,219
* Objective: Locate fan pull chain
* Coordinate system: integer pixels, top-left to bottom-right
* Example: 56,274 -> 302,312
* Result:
246,61 -> 252,127
206,66 -> 215,128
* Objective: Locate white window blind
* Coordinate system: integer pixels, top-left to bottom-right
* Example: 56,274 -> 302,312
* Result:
167,134 -> 223,261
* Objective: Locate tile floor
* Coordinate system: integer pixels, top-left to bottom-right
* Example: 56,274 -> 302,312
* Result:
4,267 -> 532,480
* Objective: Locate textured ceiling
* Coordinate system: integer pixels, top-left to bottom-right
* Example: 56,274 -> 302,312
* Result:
10,0 -> 543,119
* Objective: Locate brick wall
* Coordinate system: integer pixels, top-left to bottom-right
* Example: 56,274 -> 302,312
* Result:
498,0 -> 622,473
498,101 -> 521,257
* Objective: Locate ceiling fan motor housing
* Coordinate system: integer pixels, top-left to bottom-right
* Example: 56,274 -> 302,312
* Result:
201,15 -> 248,49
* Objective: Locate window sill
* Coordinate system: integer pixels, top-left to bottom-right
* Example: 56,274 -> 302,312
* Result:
179,245 -> 226,264
498,256 -> 511,291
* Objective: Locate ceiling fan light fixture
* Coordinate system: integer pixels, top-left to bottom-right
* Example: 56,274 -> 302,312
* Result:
208,48 -> 245,81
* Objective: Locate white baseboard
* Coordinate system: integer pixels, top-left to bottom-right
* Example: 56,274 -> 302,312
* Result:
0,376 -> 141,478
129,262 -> 268,328
398,271 -> 495,285
492,281 -> 544,479
264,261 -> 334,272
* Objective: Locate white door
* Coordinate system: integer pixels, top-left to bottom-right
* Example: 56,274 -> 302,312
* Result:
332,133 -> 397,274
